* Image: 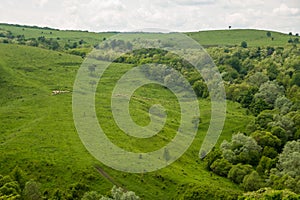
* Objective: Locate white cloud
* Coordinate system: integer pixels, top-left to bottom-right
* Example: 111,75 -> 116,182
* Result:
273,3 -> 300,16
225,12 -> 249,27
0,0 -> 299,33
36,0 -> 49,7
173,0 -> 216,6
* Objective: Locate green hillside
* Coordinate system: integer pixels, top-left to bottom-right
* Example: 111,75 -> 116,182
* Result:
0,24 -> 299,199
187,29 -> 298,47
0,43 -> 249,199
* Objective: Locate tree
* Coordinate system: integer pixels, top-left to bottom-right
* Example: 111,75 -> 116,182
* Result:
277,140 -> 300,178
204,148 -> 222,170
266,31 -> 272,37
247,72 -> 269,88
193,80 -> 208,98
254,81 -> 284,108
271,126 -> 288,145
210,158 -> 232,177
111,186 -> 140,200
251,131 -> 281,151
291,72 -> 300,87
267,63 -> 279,80
241,41 -> 247,48
242,171 -> 264,191
275,96 -> 292,114
226,57 -> 241,72
82,191 -> 102,200
269,115 -> 296,139
256,156 -> 275,176
239,188 -> 300,199
221,133 -> 262,165
255,111 -> 273,129
228,164 -> 253,184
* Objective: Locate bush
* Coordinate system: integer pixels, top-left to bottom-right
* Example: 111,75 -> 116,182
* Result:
210,158 -> 232,177
228,164 -> 253,184
241,41 -> 248,48
239,188 -> 300,200
242,171 -> 264,191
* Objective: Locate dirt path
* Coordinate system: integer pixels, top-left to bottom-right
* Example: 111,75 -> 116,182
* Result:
95,166 -> 127,191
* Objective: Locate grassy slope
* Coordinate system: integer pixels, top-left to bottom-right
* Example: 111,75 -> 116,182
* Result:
0,41 -> 253,199
188,29 -> 298,47
0,23 -> 114,46
1,23 -> 297,48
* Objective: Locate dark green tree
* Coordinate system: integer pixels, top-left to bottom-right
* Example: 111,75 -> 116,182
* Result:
242,171 -> 264,191
241,41 -> 248,48
228,164 -> 253,184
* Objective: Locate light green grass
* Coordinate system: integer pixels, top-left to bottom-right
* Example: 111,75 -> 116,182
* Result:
187,29 -> 298,47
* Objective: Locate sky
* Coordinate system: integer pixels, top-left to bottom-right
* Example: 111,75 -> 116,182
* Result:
0,0 -> 299,34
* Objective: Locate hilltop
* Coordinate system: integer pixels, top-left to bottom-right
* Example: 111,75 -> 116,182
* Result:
0,23 -> 298,48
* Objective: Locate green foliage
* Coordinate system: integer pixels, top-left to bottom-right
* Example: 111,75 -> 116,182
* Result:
256,156 -> 276,177
269,174 -> 300,194
241,41 -> 248,48
66,182 -> 89,199
193,80 -> 209,98
175,183 -> 241,200
228,164 -> 253,184
221,133 -> 262,165
275,96 -> 293,115
0,175 -> 21,199
271,126 -> 288,145
82,191 -> 102,200
291,73 -> 300,87
10,166 -> 27,190
247,72 -> 269,88
109,186 -> 140,200
255,111 -> 274,129
251,131 -> 281,150
239,188 -> 300,200
277,140 -> 300,178
210,158 -> 233,177
254,81 -> 284,108
242,171 -> 264,191
204,148 -> 222,170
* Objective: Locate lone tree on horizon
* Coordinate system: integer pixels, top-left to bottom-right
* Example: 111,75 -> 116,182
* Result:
229,26 -> 232,30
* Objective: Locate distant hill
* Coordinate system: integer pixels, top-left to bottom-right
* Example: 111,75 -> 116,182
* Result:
0,23 -> 298,48
187,29 -> 298,47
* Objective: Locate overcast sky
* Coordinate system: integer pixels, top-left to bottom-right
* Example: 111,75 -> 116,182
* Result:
0,0 -> 299,34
